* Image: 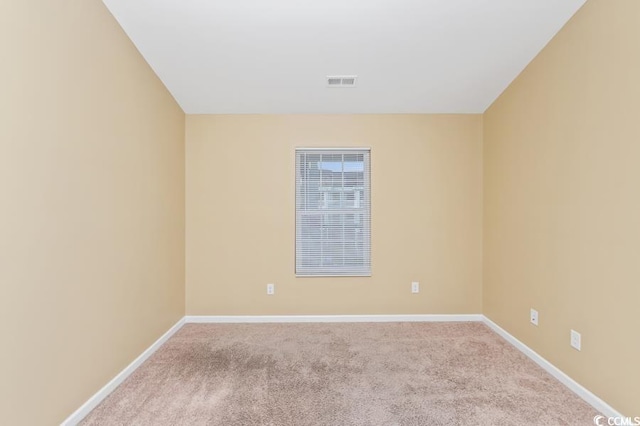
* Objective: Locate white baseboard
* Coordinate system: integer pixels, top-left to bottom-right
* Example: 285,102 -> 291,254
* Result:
482,316 -> 623,419
60,317 -> 186,426
184,314 -> 484,323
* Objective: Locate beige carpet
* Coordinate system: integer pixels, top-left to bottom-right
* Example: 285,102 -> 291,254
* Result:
81,322 -> 599,425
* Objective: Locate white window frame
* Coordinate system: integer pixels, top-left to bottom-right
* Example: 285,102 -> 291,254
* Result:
295,148 -> 371,277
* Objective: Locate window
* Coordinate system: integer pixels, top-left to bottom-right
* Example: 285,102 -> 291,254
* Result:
295,148 -> 371,276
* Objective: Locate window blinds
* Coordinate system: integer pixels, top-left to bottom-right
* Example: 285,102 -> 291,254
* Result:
295,148 -> 371,276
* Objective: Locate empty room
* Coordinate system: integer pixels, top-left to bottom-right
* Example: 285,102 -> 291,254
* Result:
2,0 -> 639,424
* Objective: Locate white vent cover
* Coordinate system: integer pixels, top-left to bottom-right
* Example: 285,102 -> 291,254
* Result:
326,75 -> 357,88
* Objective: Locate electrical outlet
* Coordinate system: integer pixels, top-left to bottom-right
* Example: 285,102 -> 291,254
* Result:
267,283 -> 275,295
570,330 -> 581,351
411,282 -> 420,294
530,309 -> 539,326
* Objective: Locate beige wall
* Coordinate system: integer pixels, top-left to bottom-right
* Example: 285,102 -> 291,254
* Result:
484,0 -> 640,416
186,114 -> 483,315
0,1 -> 185,424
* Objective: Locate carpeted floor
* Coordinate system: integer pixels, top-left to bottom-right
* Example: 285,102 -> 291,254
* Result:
81,322 -> 599,425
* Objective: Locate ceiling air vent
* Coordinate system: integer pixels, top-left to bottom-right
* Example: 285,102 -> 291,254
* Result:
326,75 -> 357,88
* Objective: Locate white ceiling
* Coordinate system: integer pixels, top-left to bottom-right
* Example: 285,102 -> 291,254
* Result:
102,0 -> 586,114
